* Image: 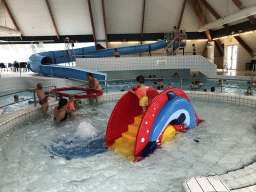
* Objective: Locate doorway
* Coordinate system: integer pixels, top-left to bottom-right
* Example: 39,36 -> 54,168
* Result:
226,45 -> 238,70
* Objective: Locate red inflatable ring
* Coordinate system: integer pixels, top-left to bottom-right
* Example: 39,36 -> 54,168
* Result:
50,87 -> 103,99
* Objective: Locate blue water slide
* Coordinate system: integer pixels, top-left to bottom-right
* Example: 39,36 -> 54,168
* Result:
149,97 -> 196,142
28,40 -> 168,84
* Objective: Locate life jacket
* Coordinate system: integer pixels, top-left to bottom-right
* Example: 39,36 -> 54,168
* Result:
134,86 -> 150,99
67,104 -> 74,111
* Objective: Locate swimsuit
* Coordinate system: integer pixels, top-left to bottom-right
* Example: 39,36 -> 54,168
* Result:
39,96 -> 48,105
139,96 -> 148,107
54,113 -> 68,122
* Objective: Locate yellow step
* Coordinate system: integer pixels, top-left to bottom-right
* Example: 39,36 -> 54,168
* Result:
161,125 -> 180,143
128,123 -> 139,135
134,115 -> 143,125
122,131 -> 137,141
111,138 -> 135,160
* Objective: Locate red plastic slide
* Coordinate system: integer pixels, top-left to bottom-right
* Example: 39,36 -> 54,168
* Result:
105,87 -> 159,147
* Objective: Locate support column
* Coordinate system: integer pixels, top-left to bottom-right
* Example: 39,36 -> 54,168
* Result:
207,41 -> 215,63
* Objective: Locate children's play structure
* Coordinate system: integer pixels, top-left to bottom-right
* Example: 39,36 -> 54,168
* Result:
105,88 -> 203,161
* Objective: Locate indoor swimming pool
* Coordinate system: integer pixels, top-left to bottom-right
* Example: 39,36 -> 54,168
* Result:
1,98 -> 256,191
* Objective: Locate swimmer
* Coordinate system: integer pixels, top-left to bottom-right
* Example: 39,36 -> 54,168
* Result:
74,99 -> 82,109
14,95 -> 19,102
86,73 -> 103,105
198,79 -> 203,86
246,87 -> 253,96
27,83 -> 49,117
14,95 -> 24,102
130,76 -> 148,114
211,87 -> 215,92
67,94 -> 78,118
54,98 -> 68,124
218,79 -> 223,86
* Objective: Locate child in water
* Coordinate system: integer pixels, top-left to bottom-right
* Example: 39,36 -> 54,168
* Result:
74,99 -> 82,109
27,83 -> 49,117
247,87 -> 253,96
130,76 -> 148,114
67,94 -> 75,116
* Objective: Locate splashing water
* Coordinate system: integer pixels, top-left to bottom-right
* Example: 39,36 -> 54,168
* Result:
45,121 -> 106,160
76,121 -> 98,138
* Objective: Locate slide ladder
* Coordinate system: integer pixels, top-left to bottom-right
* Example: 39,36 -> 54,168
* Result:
166,34 -> 187,55
110,115 -> 143,161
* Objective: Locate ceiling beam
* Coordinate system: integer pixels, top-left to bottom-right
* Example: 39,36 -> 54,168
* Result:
2,0 -> 23,40
177,0 -> 187,31
231,0 -> 255,24
215,40 -> 224,57
199,0 -> 229,28
188,0 -> 212,41
141,0 -> 146,44
45,0 -> 59,39
101,0 -> 108,48
87,0 -> 97,45
234,36 -> 254,57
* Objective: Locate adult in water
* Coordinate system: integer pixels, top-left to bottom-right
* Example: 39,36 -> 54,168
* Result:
86,72 -> 103,104
54,98 -> 68,124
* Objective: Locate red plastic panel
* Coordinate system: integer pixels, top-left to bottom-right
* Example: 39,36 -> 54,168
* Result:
105,87 -> 159,147
134,88 -> 201,157
50,87 -> 103,99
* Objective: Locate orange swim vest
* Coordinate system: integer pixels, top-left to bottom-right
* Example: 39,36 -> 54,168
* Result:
134,86 -> 150,99
67,104 -> 74,111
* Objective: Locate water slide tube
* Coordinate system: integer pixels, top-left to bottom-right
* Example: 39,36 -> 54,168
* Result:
28,40 -> 168,83
106,88 -> 203,160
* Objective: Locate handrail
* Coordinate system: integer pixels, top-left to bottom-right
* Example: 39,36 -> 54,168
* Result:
0,84 -> 58,109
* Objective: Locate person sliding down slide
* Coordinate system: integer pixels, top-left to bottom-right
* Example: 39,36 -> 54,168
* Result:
130,76 -> 149,114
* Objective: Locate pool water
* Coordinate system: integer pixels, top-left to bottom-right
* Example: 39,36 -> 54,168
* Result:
0,91 -> 36,114
1,99 -> 256,191
106,78 -> 254,96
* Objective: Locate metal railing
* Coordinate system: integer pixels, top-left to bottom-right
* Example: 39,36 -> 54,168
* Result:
0,85 -> 57,109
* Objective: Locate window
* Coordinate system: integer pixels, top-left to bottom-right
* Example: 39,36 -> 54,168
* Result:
225,45 -> 238,70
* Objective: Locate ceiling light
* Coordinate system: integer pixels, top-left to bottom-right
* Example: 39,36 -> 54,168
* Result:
243,31 -> 253,34
213,38 -> 219,40
110,42 -> 122,44
221,36 -> 228,39
127,41 -> 140,43
232,34 -> 239,37
197,39 -> 208,41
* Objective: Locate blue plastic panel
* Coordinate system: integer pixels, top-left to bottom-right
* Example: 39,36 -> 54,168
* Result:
149,97 -> 196,142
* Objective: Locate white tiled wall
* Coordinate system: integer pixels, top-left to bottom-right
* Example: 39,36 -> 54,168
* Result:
76,55 -> 217,78
0,76 -> 83,93
0,91 -> 126,134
